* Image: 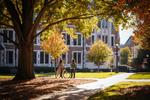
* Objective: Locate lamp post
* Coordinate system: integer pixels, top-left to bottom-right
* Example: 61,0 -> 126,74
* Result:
115,44 -> 119,73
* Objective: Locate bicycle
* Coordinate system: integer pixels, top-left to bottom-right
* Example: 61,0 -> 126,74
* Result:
56,68 -> 70,78
62,69 -> 70,78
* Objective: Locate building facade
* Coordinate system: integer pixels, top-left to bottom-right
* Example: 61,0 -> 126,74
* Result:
0,19 -> 119,69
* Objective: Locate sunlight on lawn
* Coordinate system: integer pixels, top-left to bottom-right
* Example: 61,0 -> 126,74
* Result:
0,72 -> 118,79
0,75 -> 14,79
76,72 -> 118,78
128,72 -> 150,79
36,72 -> 118,78
88,82 -> 150,100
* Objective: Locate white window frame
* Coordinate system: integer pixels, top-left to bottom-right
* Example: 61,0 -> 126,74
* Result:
5,49 -> 15,66
72,32 -> 82,47
72,51 -> 82,65
38,50 -> 50,66
2,29 -> 15,45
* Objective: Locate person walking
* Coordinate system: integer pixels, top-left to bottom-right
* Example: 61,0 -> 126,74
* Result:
56,59 -> 64,78
70,59 -> 77,78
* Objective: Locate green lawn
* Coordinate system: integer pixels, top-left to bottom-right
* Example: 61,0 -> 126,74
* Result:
36,72 -> 118,78
128,72 -> 150,79
0,72 -> 118,79
0,75 -> 14,79
88,82 -> 150,100
75,72 -> 118,78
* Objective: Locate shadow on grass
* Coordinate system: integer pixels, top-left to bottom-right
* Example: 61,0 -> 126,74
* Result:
0,78 -> 72,99
88,85 -> 150,100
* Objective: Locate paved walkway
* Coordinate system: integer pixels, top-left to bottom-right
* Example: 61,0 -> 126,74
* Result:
36,73 -> 134,100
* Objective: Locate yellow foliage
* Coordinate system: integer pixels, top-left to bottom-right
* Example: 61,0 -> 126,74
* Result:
41,32 -> 68,59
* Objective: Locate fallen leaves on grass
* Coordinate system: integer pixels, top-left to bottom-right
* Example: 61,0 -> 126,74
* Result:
0,77 -> 95,99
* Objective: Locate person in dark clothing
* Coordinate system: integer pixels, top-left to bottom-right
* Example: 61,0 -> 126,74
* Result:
70,59 -> 77,78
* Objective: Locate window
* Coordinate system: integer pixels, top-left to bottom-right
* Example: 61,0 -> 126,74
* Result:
78,53 -> 81,64
111,36 -> 114,46
3,30 -> 8,43
78,34 -> 81,45
33,51 -> 37,64
73,39 -> 77,45
40,51 -> 49,64
67,34 -> 70,45
98,35 -> 101,39
73,34 -> 82,46
105,36 -> 108,44
8,31 -> 13,43
73,52 -> 82,64
40,52 -> 44,64
62,33 -> 66,44
6,51 -> 13,64
102,35 -> 105,42
91,35 -> 95,44
45,53 -> 49,64
62,33 -> 70,45
3,30 -> 14,43
102,20 -> 105,28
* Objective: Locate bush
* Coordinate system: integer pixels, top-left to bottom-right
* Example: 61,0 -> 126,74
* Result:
0,67 -> 17,75
34,67 -> 55,73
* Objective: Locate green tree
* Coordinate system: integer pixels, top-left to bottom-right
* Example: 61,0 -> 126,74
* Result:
0,0 -> 127,80
132,49 -> 150,70
87,40 -> 112,72
120,47 -> 131,65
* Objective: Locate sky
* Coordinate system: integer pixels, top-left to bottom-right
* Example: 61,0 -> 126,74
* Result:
119,26 -> 134,45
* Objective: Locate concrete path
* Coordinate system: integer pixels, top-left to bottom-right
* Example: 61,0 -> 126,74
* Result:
35,73 -> 134,100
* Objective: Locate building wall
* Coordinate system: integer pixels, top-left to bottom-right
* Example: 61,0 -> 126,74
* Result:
0,19 -> 119,69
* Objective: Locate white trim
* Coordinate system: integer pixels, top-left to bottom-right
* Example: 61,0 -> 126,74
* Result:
4,49 -> 15,67
72,51 -> 82,68
35,50 -> 51,67
2,29 -> 15,45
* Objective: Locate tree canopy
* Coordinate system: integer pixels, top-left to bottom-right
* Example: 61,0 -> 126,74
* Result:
115,0 -> 150,49
0,0 -> 132,80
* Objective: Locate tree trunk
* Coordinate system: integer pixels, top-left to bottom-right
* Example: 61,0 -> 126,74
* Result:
13,43 -> 35,80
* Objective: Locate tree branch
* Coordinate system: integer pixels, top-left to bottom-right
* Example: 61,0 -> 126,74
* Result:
4,0 -> 23,42
1,13 -> 12,20
34,14 -> 97,38
0,22 -> 14,29
0,32 -> 18,47
29,0 -> 57,39
15,0 -> 22,16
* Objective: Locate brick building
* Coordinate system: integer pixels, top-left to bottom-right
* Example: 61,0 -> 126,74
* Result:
0,19 -> 119,69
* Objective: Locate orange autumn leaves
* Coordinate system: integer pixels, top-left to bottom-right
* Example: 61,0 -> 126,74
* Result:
116,0 -> 150,49
41,32 -> 68,59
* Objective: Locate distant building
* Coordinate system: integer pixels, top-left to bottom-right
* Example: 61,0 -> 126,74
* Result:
0,19 -> 119,69
123,36 -> 139,59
